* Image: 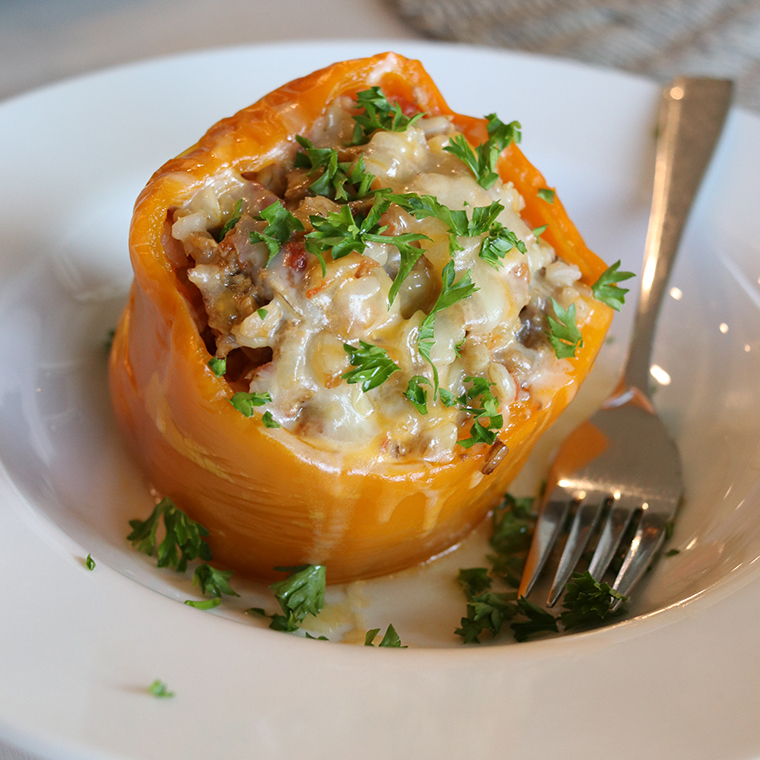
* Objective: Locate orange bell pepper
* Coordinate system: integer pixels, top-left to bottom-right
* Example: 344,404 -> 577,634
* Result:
109,52 -> 612,582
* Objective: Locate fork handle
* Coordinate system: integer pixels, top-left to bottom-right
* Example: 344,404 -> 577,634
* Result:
620,77 -> 733,398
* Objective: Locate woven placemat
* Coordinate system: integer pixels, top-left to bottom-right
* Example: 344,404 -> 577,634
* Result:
396,0 -> 760,109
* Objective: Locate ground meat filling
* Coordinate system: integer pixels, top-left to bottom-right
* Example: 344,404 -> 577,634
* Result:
167,94 -> 592,462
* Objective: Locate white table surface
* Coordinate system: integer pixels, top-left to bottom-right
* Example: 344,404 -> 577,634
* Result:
0,1 -> 416,757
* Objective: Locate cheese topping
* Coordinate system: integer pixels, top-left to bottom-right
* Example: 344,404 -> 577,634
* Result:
168,95 -> 591,463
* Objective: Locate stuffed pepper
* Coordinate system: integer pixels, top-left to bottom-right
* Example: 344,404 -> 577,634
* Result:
109,53 -> 614,582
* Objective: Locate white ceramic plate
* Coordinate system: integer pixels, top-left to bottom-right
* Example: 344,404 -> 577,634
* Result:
2,40 -> 760,760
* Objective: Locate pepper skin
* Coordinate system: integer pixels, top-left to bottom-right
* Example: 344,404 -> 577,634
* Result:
109,53 -> 613,582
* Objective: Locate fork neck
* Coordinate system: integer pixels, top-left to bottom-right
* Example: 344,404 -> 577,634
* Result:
620,77 -> 732,398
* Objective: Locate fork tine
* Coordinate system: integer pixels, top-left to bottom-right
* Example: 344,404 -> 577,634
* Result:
517,487 -> 572,599
611,509 -> 669,602
547,492 -> 605,606
587,495 -> 638,580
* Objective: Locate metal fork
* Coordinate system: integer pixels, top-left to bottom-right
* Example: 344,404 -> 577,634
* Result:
518,76 -> 733,606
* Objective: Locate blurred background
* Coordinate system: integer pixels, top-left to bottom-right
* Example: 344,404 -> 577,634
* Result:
2,0 -> 759,108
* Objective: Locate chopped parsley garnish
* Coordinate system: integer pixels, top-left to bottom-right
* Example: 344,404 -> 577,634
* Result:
457,567 -> 492,600
559,571 -> 627,630
592,260 -> 635,311
487,494 -> 536,587
249,200 -> 304,265
127,497 -> 212,573
537,187 -> 555,203
192,563 -> 239,598
384,191 -> 526,268
104,328 -> 116,351
455,590 -> 516,644
148,680 -> 175,698
268,565 -> 326,632
184,598 -> 222,610
404,375 -> 432,415
665,548 -> 680,557
257,307 -> 268,320
304,195 -> 428,295
443,113 -> 521,189
364,623 -> 407,647
229,391 -> 272,417
418,260 -> 478,391
546,297 -> 583,359
456,376 -> 503,449
510,597 -> 559,642
532,224 -> 548,237
342,341 -> 400,392
295,136 -> 376,200
85,553 -> 95,571
438,387 -> 458,407
261,411 -> 281,428
479,224 -> 527,268
350,87 -> 423,145
218,198 -> 243,240
304,632 -> 329,641
208,357 -> 226,377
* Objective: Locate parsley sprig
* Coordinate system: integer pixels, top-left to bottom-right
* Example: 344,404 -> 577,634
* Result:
384,192 -> 524,264
127,497 -> 212,573
295,136 -> 376,201
268,565 -> 327,632
444,113 -> 521,189
249,201 -> 304,265
404,375 -> 432,415
592,260 -> 635,311
342,341 -> 400,392
418,260 -> 478,391
455,492 -> 629,644
350,87 -> 423,145
456,376 -> 503,448
364,624 -> 407,647
192,563 -> 239,599
546,297 -> 583,359
304,195 -> 428,293
229,391 -> 272,417
217,198 -> 243,241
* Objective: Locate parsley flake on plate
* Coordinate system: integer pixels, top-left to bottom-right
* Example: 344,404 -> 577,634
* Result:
457,567 -> 492,600
364,623 -> 407,648
342,341 -> 400,392
127,497 -> 212,573
559,571 -> 627,631
592,260 -> 636,311
510,597 -> 559,642
184,598 -> 222,610
192,563 -> 239,598
148,680 -> 175,698
85,553 -> 96,571
546,297 -> 583,359
268,564 -> 326,632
